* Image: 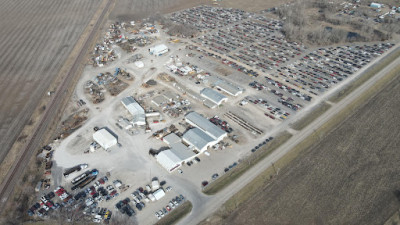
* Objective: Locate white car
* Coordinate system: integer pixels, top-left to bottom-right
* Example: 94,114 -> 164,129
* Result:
165,186 -> 172,192
93,218 -> 101,223
169,201 -> 175,209
43,205 -> 50,211
155,212 -> 161,219
178,169 -> 183,174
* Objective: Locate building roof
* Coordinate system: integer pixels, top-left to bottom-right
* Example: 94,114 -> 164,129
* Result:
153,189 -> 165,200
182,128 -> 215,151
200,88 -> 227,105
185,112 -> 226,140
170,142 -> 195,160
204,76 -> 242,96
150,44 -> 168,54
121,97 -> 146,125
156,150 -> 181,171
214,80 -> 243,96
163,133 -> 181,145
93,129 -> 117,149
203,99 -> 217,109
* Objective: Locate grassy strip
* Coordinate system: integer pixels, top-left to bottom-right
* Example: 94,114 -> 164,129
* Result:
291,101 -> 331,130
155,201 -> 193,225
330,46 -> 400,103
219,63 -> 400,216
203,131 -> 293,195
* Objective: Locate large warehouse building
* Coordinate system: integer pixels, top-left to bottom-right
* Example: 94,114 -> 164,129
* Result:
121,96 -> 146,126
156,112 -> 227,172
185,112 -> 227,141
93,128 -> 117,150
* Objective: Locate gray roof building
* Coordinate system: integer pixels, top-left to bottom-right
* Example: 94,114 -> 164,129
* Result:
200,88 -> 227,105
185,112 -> 227,141
163,133 -> 181,145
169,142 -> 195,160
182,128 -> 216,152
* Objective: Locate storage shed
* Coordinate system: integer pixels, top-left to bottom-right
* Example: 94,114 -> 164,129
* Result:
93,129 -> 117,150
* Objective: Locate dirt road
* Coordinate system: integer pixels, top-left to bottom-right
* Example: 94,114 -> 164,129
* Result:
0,0 -> 113,210
177,49 -> 400,225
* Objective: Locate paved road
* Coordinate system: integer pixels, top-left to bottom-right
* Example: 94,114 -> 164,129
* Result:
0,0 -> 114,210
178,45 -> 400,225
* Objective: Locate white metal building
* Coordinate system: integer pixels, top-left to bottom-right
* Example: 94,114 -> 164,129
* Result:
182,128 -> 217,152
156,140 -> 196,172
121,96 -> 146,126
149,44 -> 168,55
185,112 -> 227,141
93,129 -> 117,150
156,150 -> 182,172
200,88 -> 227,105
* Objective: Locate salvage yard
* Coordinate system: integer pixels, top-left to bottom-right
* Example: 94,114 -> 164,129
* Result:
22,2 -> 400,225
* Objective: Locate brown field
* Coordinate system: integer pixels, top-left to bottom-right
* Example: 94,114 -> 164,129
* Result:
110,0 -> 208,20
0,0 -> 100,164
209,75 -> 400,224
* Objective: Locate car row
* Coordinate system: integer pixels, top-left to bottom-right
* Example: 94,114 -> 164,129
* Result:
155,195 -> 185,220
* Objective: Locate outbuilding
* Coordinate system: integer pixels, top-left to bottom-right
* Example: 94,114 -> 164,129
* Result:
93,129 -> 117,150
370,2 -> 382,8
121,96 -> 146,126
149,44 -> 168,56
153,189 -> 165,200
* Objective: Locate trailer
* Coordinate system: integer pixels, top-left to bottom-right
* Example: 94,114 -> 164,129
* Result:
71,170 -> 90,185
63,164 -> 88,178
71,169 -> 97,185
72,175 -> 97,191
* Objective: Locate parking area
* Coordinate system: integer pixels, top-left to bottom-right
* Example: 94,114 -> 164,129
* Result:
169,6 -> 252,32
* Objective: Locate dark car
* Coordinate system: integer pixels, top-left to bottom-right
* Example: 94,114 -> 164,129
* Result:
202,181 -> 208,187
194,157 -> 200,162
125,205 -> 135,217
46,191 -> 55,199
